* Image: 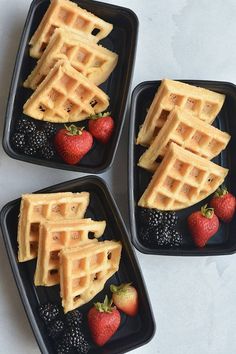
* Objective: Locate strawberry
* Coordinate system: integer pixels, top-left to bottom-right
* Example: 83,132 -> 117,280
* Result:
110,283 -> 138,316
88,112 -> 114,144
187,204 -> 219,247
87,296 -> 121,347
209,186 -> 236,223
54,125 -> 93,165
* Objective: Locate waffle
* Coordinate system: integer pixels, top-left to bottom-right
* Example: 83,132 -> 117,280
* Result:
138,142 -> 228,210
136,79 -> 226,147
17,192 -> 90,262
59,240 -> 122,312
138,107 -> 231,172
29,0 -> 113,58
24,28 -> 118,89
23,59 -> 109,122
34,218 -> 106,286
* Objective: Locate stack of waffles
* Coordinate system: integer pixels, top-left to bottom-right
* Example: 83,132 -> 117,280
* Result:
23,0 -> 119,122
17,192 -> 122,312
137,79 -> 231,210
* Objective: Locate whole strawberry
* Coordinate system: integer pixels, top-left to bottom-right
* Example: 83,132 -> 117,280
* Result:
88,112 -> 114,144
110,283 -> 138,316
187,204 -> 219,248
54,125 -> 93,165
87,296 -> 121,347
210,186 -> 236,223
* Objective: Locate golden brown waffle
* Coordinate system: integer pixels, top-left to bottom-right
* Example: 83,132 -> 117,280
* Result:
23,59 -> 109,122
34,218 -> 106,286
136,79 -> 226,147
29,0 -> 113,58
138,142 -> 228,210
60,240 -> 122,312
17,192 -> 89,262
138,107 -> 231,172
24,28 -> 118,89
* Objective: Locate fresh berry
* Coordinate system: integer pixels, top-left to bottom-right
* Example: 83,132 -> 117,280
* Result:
38,303 -> 60,324
56,340 -> 70,354
11,132 -> 27,150
140,225 -> 171,247
110,283 -> 138,317
28,130 -> 47,149
87,295 -> 121,346
162,211 -> 178,227
41,122 -> 57,138
88,112 -> 114,144
139,208 -> 163,227
65,309 -> 83,327
54,125 -> 93,165
187,204 -> 219,247
58,326 -> 90,353
15,118 -> 36,135
41,142 -> 56,159
48,319 -> 64,339
23,145 -> 38,156
210,186 -> 236,223
169,229 -> 183,247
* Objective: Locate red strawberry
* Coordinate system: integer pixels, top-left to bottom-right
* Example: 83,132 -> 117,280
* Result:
88,112 -> 114,144
209,186 -> 236,223
87,296 -> 121,347
187,204 -> 219,247
110,283 -> 138,316
54,125 -> 93,165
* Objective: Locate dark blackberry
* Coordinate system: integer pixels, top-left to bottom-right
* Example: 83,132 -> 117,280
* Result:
162,212 -> 178,228
155,225 -> 172,246
169,229 -> 183,247
11,132 -> 26,150
28,130 -> 47,149
139,208 -> 163,227
48,319 -> 64,339
15,118 -> 36,135
23,145 -> 38,156
56,341 -> 70,354
63,326 -> 83,348
65,309 -> 83,327
41,143 -> 56,159
140,224 -> 171,247
41,122 -> 57,138
38,303 -> 59,324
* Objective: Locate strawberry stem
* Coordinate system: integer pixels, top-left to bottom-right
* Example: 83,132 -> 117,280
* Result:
110,283 -> 132,294
64,124 -> 84,136
94,295 -> 114,313
200,204 -> 214,219
89,111 -> 111,120
214,186 -> 228,197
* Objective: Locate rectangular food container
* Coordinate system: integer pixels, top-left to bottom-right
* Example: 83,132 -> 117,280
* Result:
3,0 -> 138,173
0,176 -> 155,353
128,80 -> 236,256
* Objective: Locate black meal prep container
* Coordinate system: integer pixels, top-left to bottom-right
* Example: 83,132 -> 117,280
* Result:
2,0 -> 138,173
0,176 -> 155,353
128,80 -> 236,256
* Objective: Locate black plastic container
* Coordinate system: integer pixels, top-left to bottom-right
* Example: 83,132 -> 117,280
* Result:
0,176 -> 155,353
129,80 -> 236,256
3,0 -> 138,173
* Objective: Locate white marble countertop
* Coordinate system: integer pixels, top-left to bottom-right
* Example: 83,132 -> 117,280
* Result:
1,0 -> 236,353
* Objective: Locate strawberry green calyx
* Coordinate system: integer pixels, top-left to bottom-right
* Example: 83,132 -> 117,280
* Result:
94,295 -> 114,313
110,283 -> 132,294
200,204 -> 214,219
64,124 -> 84,136
214,186 -> 228,197
89,111 -> 111,120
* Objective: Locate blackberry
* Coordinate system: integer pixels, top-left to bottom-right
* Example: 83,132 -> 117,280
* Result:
63,326 -> 83,348
41,143 -> 56,159
65,309 -> 83,327
23,145 -> 38,156
38,303 -> 59,324
28,130 -> 47,149
162,212 -> 178,228
15,118 -> 36,135
56,341 -> 70,354
169,229 -> 183,247
140,224 -> 171,247
139,208 -> 163,227
11,132 -> 26,150
156,225 -> 172,246
48,319 -> 64,339
41,122 -> 57,138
